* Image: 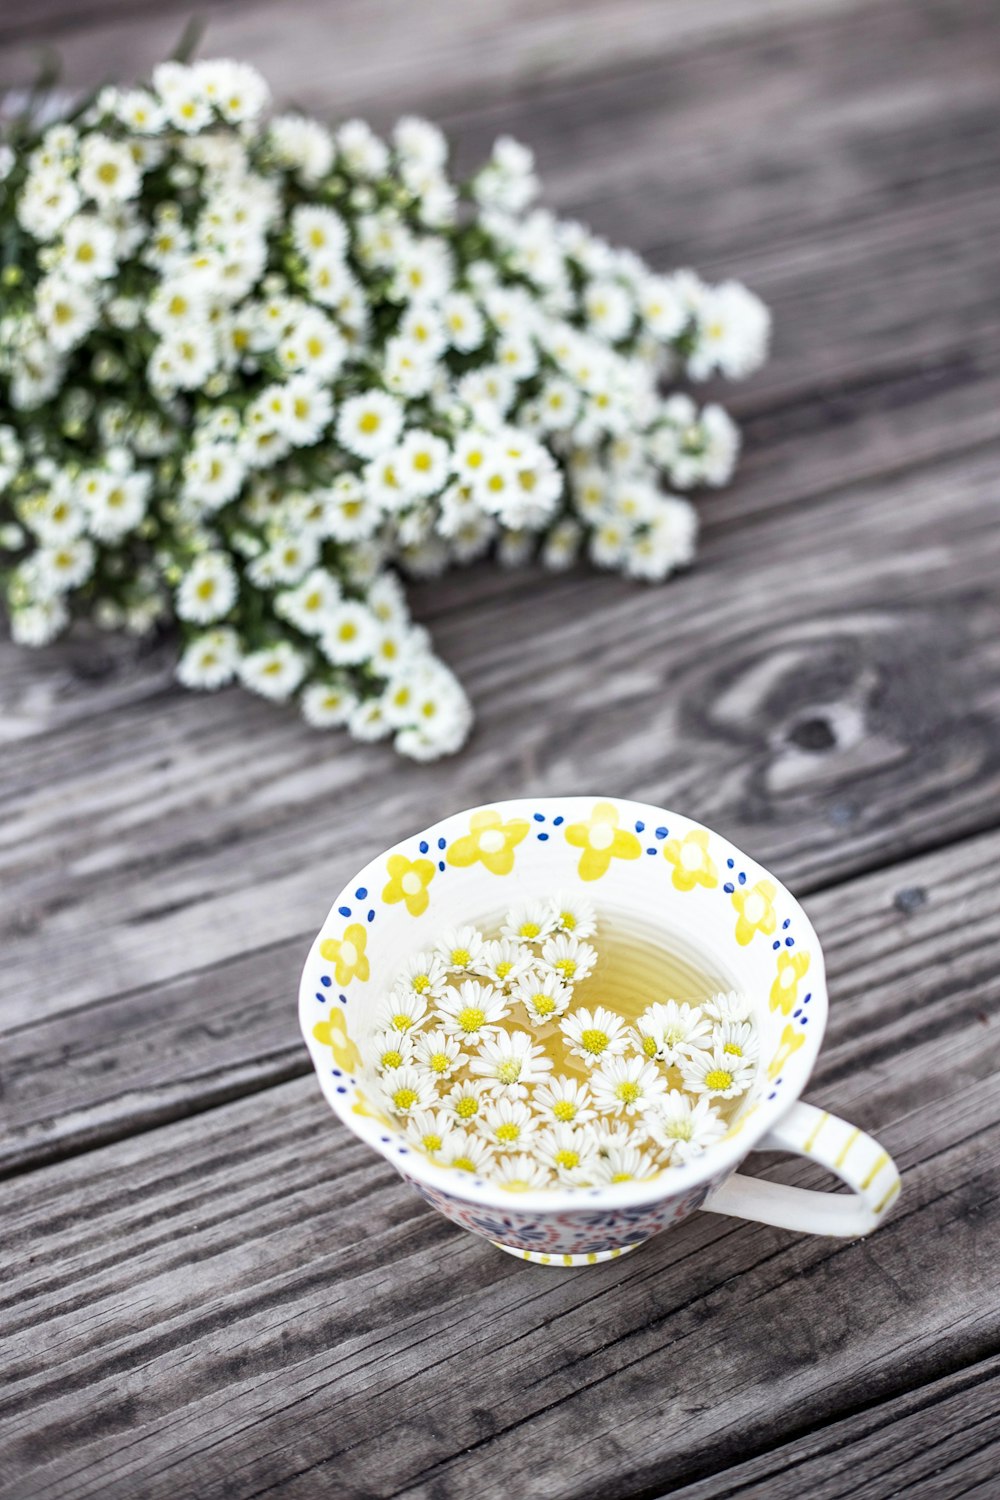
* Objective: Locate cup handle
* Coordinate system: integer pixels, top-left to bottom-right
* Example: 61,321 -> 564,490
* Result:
702,1101 -> 901,1237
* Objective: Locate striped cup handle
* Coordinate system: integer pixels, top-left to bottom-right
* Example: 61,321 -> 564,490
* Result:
703,1101 -> 901,1238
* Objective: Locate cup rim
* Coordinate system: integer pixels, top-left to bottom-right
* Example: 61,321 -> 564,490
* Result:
299,795 -> 828,1212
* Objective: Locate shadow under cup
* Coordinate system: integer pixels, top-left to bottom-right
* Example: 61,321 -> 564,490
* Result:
300,797 -> 877,1263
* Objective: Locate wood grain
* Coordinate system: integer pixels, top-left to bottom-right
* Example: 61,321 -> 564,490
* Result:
0,850 -> 996,1498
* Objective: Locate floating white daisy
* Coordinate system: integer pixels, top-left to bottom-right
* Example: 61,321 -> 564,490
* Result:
380,1064 -> 437,1116
501,900 -> 557,945
492,1153 -> 553,1192
403,1108 -> 455,1160
478,1097 -> 539,1151
444,1078 -> 488,1125
548,894 -> 597,939
703,989 -> 754,1025
561,1005 -> 630,1067
442,1129 -> 494,1175
392,951 -> 448,1004
411,1027 -> 465,1081
679,1045 -> 755,1101
513,970 -> 573,1025
433,924 -> 486,975
646,1090 -> 727,1163
531,1075 -> 597,1127
533,1124 -> 600,1186
714,1019 -> 760,1066
375,989 -> 428,1035
474,937 -> 537,990
633,999 -> 713,1065
590,1054 -> 668,1117
436,979 -> 509,1040
540,932 -> 597,984
468,1028 -> 553,1098
592,1143 -> 657,1185
371,1028 -> 415,1071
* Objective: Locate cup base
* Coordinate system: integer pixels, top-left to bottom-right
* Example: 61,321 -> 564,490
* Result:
493,1240 -> 644,1266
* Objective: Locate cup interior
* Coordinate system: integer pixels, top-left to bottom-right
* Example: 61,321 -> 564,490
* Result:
300,797 -> 827,1207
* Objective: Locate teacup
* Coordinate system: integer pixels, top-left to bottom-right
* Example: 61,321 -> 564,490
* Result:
299,797 -> 900,1265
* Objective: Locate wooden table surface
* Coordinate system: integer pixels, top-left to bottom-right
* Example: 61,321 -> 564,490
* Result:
3,1 -> 1000,1496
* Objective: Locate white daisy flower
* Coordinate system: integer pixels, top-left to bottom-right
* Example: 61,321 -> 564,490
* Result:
501,900 -> 557,946
370,1028 -> 415,1072
269,114 -> 335,182
376,988 -> 429,1035
478,1097 -> 539,1151
405,1108 -> 455,1160
291,204 -> 349,262
714,1019 -> 760,1066
441,1129 -> 494,1175
444,1079 -> 488,1127
540,933 -> 597,985
382,1064 -> 437,1116
548,894 -> 597,939
83,470 -> 150,542
633,1000 -> 713,1065
590,1055 -> 668,1117
531,1075 -> 597,1127
493,1153 -> 553,1192
469,1029 -> 553,1099
513,971 -> 573,1026
533,1124 -> 599,1186
238,642 -> 307,702
703,990 -> 755,1025
336,391 -> 404,459
592,1143 -> 657,1185
10,597 -> 68,646
411,1027 -> 465,1082
349,696 -> 393,743
441,291 -> 486,352
321,600 -> 379,665
392,951 -> 449,1006
176,627 -> 240,690
591,1119 -> 640,1154
394,428 -> 450,497
561,1006 -> 630,1068
36,276 -> 98,352
78,134 -> 141,205
474,938 -> 537,991
434,925 -> 486,975
680,1045 -> 755,1101
436,979 -> 509,1040
688,281 -> 770,381
61,214 -> 117,282
647,1091 -> 727,1164
275,568 -> 341,636
300,680 -> 358,729
176,552 -> 238,624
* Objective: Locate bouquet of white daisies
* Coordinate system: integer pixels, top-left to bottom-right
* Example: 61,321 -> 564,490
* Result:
0,55 -> 769,760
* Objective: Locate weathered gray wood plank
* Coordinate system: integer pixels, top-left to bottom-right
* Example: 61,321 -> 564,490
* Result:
667,1353 -> 1000,1500
0,834 -> 996,1497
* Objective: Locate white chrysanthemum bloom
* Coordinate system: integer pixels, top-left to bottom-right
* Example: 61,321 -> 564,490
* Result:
391,951 -> 449,1007
633,1000 -> 713,1066
713,1019 -> 760,1066
35,275 -> 98,352
589,515 -> 630,568
269,114 -> 335,183
176,628 -> 241,690
300,680 -> 358,729
371,1028 -> 415,1072
394,428 -> 451,498
637,273 -> 687,340
492,1152 -> 553,1192
436,979 -> 509,1041
539,933 -> 597,985
337,118 -> 390,178
533,1124 -> 599,1186
321,600 -> 379,666
469,1029 -> 553,1099
383,336 -> 436,399
501,900 -> 557,946
703,990 -> 754,1025
17,168 -> 81,241
277,309 -> 346,380
442,1128 -> 494,1175
647,1090 -> 727,1164
10,597 -> 69,646
441,291 -> 485,352
548,895 -> 597,940
275,568 -> 341,636
393,115 -> 448,170
688,281 -> 770,381
115,88 -> 165,134
592,1143 -> 657,1185
590,1054 -> 668,1117
35,536 -> 96,594
412,1027 -> 465,1081
336,390 -> 404,460
478,1097 -> 539,1151
561,1005 -> 630,1068
238,641 -> 307,701
404,1108 -> 455,1160
349,696 -> 393,743
381,1064 -> 437,1117
398,303 -> 447,358
542,519 -> 583,572
532,1075 -> 597,1128
78,134 -> 142,205
444,1079 -> 488,1127
680,1045 -> 755,1101
182,443 -> 246,512
60,214 -> 117,283
176,551 -> 238,624
375,987 -> 429,1036
513,971 -> 573,1026
584,279 -> 634,342
152,327 -> 219,393
86,470 -> 151,542
434,925 -> 486,975
292,204 -> 349,263
474,938 -> 537,991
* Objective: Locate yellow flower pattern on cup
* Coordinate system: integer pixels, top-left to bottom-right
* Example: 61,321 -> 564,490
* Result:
382,852 -> 436,916
767,1022 -> 806,1080
770,948 -> 811,1014
731,878 -> 777,946
662,827 -> 718,892
320,922 -> 371,986
312,1010 -> 362,1073
564,800 -> 642,881
446,809 -> 530,876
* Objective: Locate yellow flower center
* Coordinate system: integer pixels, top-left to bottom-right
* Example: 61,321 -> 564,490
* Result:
518,921 -> 540,939
381,1049 -> 404,1069
497,1060 -> 522,1085
97,161 -> 120,184
554,959 -> 577,980
412,451 -> 432,472
391,1014 -> 414,1032
705,1069 -> 734,1092
450,947 -> 470,967
392,1087 -> 418,1111
560,911 -> 576,930
457,1006 -> 485,1033
495,1123 -> 520,1143
455,1097 -> 478,1119
723,1042 -> 743,1056
428,1052 -> 450,1074
553,1100 -> 577,1123
422,1132 -> 443,1153
615,1081 -> 641,1105
641,1035 -> 658,1059
531,994 -> 557,1017
400,871 -> 423,896
477,828 -> 506,854
452,1155 -> 475,1171
580,1028 -> 608,1055
555,1148 -> 580,1170
495,961 -> 514,979
196,579 -> 216,600
411,973 -> 431,993
359,411 -> 380,433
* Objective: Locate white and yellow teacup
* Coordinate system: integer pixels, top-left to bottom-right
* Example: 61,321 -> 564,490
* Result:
299,797 -> 900,1265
